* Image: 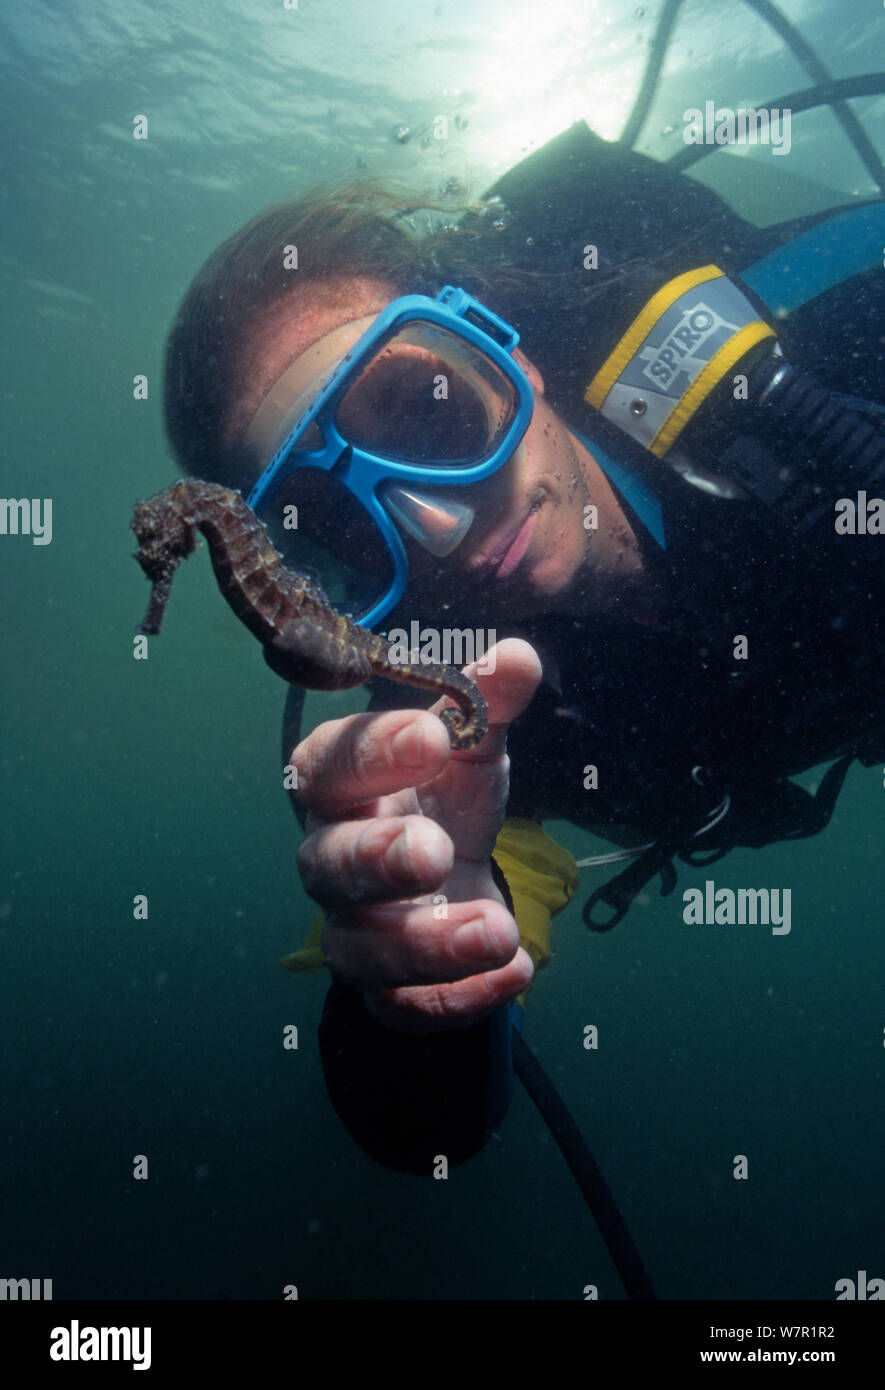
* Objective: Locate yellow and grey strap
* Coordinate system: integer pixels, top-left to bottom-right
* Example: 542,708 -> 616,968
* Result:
585,265 -> 776,458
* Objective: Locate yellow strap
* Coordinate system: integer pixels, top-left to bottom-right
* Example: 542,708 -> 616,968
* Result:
648,318 -> 775,456
585,265 -> 725,409
282,908 -> 325,973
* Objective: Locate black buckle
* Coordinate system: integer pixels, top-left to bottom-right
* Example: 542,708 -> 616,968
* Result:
583,843 -> 677,932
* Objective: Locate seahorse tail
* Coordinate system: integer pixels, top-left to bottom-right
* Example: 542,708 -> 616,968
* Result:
370,656 -> 488,750
439,691 -> 488,750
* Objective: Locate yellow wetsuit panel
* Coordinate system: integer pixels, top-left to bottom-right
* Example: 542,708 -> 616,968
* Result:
491,817 -> 578,975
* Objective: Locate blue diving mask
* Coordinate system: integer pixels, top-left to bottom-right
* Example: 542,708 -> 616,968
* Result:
244,285 -> 534,628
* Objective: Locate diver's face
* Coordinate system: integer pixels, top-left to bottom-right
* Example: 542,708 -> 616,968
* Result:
233,277 -> 641,621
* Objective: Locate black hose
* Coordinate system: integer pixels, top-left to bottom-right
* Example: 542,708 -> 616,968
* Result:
720,353 -> 885,539
740,0 -> 885,197
620,0 -> 885,197
619,0 -> 684,150
511,1025 -> 657,1300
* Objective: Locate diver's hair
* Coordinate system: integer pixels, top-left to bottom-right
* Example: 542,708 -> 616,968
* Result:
164,180 -> 503,488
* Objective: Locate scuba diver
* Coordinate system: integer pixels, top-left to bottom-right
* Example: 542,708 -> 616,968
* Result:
161,90 -> 885,1294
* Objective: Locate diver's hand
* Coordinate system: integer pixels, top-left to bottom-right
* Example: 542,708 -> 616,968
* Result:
292,638 -> 541,1034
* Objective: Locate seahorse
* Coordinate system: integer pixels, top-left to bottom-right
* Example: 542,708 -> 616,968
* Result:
130,479 -> 487,750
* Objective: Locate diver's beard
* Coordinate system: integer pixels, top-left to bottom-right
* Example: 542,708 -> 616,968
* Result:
568,528 -> 665,624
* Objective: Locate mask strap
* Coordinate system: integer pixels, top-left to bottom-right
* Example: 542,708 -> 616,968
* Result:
243,314 -> 378,463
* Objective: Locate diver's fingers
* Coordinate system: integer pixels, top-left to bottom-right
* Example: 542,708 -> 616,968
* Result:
298,814 -> 454,911
361,948 -> 535,1035
291,708 -> 451,819
429,637 -> 543,760
323,897 -> 522,990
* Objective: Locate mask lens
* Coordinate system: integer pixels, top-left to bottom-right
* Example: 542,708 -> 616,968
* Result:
258,468 -> 393,618
335,322 -> 517,465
